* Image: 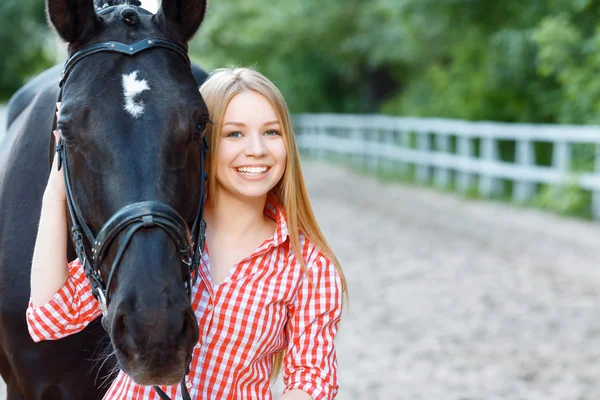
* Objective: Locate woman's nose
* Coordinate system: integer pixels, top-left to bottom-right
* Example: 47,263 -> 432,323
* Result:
245,133 -> 268,157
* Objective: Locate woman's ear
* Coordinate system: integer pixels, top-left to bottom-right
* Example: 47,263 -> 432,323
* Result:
46,0 -> 101,43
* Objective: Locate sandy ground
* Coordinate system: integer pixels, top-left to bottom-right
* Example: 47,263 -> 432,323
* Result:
291,162 -> 600,400
2,157 -> 600,399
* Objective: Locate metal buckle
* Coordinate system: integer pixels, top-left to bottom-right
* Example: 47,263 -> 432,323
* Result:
97,289 -> 108,316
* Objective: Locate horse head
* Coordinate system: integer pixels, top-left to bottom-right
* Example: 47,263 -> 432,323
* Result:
47,0 -> 207,386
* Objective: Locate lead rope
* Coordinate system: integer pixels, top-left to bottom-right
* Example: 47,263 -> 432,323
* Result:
55,128 -> 109,315
153,380 -> 192,400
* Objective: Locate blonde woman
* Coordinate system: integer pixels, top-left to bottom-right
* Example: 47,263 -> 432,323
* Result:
27,67 -> 346,399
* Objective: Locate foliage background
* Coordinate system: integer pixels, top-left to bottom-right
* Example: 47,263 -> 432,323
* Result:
3,0 -> 600,124
0,0 -> 55,101
191,0 -> 600,125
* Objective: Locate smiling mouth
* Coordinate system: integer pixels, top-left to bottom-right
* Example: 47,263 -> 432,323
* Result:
236,166 -> 269,176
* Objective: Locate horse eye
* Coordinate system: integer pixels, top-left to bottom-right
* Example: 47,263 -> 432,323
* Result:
193,117 -> 212,142
57,125 -> 76,142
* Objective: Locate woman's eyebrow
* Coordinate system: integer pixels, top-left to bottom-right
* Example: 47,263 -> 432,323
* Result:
222,121 -> 246,127
222,121 -> 280,127
263,121 -> 280,126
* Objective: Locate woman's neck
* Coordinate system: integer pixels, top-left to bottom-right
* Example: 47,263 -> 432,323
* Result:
204,192 -> 269,242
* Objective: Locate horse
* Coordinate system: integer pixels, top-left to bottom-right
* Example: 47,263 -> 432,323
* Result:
0,0 -> 210,397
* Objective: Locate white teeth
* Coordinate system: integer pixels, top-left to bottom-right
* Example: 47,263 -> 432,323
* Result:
237,166 -> 268,174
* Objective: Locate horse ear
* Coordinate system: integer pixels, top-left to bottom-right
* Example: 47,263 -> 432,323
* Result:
46,0 -> 101,43
154,0 -> 207,42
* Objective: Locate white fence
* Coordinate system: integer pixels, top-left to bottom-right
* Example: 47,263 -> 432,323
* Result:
294,114 -> 600,220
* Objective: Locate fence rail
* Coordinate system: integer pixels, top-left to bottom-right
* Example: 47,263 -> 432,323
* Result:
293,113 -> 600,220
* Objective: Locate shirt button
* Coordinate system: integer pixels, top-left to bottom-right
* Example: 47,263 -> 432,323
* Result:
207,304 -> 213,311
186,381 -> 193,389
194,342 -> 201,349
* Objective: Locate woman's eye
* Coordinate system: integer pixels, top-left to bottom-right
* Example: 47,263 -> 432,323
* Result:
264,130 -> 281,136
226,131 -> 242,138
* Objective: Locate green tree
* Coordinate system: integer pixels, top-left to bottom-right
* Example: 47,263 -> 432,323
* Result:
191,0 -> 600,124
0,0 -> 55,101
192,0 -> 403,113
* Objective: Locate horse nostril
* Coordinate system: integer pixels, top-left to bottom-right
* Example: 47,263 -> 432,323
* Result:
112,311 -> 136,360
119,314 -> 127,331
114,312 -> 128,341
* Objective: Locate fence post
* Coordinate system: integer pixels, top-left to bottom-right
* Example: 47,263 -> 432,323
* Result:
351,126 -> 364,171
479,137 -> 501,197
552,140 -> 571,174
457,136 -> 474,194
368,128 -> 380,174
400,131 -> 411,177
434,134 -> 450,189
513,139 -> 536,203
552,140 -> 572,204
311,123 -> 318,159
316,120 -> 327,161
416,132 -> 431,184
384,131 -> 395,177
593,144 -> 600,220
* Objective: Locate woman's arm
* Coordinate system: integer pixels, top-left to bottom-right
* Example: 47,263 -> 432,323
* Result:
279,389 -> 313,400
282,252 -> 343,400
30,129 -> 69,307
27,124 -> 102,342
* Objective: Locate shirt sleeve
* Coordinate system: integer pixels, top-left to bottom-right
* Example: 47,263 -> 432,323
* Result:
282,252 -> 344,400
26,258 -> 102,342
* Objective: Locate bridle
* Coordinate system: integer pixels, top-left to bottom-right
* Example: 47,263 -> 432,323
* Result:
50,5 -> 207,399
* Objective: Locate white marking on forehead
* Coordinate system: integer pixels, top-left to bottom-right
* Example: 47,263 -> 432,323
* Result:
122,71 -> 150,118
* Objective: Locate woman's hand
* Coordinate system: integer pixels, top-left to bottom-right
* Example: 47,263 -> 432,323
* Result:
43,104 -> 66,203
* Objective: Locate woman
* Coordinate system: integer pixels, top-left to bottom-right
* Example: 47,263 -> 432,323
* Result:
27,67 -> 346,399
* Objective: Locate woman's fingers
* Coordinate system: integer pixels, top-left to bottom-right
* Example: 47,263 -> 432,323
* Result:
45,128 -> 66,202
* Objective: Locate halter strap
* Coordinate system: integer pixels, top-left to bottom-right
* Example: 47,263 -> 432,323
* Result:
60,38 -> 190,87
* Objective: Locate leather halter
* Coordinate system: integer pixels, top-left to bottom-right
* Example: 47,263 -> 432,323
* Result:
51,6 -> 206,399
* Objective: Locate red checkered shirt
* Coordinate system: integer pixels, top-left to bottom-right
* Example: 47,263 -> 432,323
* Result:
26,197 -> 343,399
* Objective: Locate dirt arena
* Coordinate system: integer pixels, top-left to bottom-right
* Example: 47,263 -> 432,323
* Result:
2,126 -> 600,398
291,163 -> 600,399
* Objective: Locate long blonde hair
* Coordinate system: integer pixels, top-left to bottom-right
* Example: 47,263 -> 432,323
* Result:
199,67 -> 347,381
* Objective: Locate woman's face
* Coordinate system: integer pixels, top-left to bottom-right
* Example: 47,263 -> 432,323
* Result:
214,90 -> 287,201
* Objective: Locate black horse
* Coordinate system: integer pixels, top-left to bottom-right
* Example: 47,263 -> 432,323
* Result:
0,0 -> 210,397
